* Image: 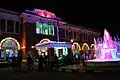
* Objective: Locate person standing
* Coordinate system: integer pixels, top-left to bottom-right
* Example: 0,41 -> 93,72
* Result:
16,53 -> 22,71
54,54 -> 58,68
38,55 -> 44,71
43,54 -> 48,71
27,54 -> 34,71
12,54 -> 17,71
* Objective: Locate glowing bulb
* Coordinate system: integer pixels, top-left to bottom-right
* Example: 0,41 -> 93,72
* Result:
71,39 -> 74,43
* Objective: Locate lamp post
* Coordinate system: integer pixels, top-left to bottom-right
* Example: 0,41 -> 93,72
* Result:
56,18 -> 60,42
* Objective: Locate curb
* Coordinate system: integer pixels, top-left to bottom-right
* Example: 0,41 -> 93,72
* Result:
56,67 -> 85,73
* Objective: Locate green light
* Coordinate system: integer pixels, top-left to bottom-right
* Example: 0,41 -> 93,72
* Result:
36,22 -> 55,36
49,25 -> 54,36
42,23 -> 49,35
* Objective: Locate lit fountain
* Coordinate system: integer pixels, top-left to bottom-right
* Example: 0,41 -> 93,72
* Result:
88,29 -> 120,62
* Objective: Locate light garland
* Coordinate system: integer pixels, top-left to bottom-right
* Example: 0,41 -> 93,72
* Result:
82,43 -> 90,50
91,44 -> 95,49
39,38 -> 50,43
72,42 -> 81,50
0,37 -> 20,50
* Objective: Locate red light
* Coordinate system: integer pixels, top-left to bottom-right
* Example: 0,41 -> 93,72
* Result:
34,9 -> 56,18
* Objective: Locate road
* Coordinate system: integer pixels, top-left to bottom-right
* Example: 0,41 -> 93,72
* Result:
0,64 -> 120,80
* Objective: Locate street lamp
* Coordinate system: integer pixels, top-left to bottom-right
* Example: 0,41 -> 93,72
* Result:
71,39 -> 74,43
56,18 -> 60,42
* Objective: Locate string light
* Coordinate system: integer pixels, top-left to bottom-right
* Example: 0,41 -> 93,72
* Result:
82,43 -> 90,50
91,44 -> 95,49
72,42 -> 81,50
0,37 -> 20,50
39,38 -> 50,43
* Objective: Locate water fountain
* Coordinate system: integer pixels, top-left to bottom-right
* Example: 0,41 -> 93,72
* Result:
89,29 -> 120,62
59,29 -> 120,72
86,29 -> 120,70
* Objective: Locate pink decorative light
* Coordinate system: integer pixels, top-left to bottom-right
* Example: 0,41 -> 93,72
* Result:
34,9 -> 56,18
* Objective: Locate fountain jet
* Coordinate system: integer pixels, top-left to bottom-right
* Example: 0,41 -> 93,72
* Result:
94,29 -> 118,60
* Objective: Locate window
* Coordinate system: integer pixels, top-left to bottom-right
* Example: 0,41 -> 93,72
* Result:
77,32 -> 78,38
0,19 -> 5,32
59,28 -> 65,38
42,23 -> 49,35
88,35 -> 91,41
81,33 -> 84,41
66,30 -> 68,38
36,22 -> 42,34
49,25 -> 54,36
7,20 -> 14,32
79,34 -> 82,40
74,31 -> 76,39
69,31 -> 73,39
15,21 -> 20,33
83,34 -> 85,40
36,22 -> 55,36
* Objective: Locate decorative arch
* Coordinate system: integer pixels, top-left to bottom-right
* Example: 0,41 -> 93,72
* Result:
91,44 -> 95,49
39,38 -> 50,43
72,42 -> 81,50
0,37 -> 20,50
82,43 -> 90,50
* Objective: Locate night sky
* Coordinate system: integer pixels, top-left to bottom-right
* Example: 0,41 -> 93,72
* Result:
0,1 -> 119,37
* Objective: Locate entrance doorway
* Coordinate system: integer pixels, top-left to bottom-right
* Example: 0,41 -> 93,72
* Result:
0,37 -> 20,60
54,47 -> 68,57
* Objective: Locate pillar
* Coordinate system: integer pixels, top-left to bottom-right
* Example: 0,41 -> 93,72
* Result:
21,14 -> 26,60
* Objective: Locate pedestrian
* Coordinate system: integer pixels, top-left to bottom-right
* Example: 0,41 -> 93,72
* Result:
12,54 -> 17,71
54,54 -> 58,68
16,53 -> 22,71
49,54 -> 54,70
43,54 -> 48,71
38,55 -> 44,71
27,54 -> 34,71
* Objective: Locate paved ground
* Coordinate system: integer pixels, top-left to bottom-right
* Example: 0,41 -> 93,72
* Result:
0,64 -> 120,80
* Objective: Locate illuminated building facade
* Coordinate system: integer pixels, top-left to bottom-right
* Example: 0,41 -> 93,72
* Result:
0,8 -> 100,59
0,8 -> 22,59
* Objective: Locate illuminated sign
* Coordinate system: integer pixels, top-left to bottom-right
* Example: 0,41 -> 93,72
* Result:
34,9 -> 56,18
36,22 -> 54,36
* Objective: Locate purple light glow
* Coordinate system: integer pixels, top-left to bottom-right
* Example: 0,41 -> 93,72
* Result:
88,29 -> 120,62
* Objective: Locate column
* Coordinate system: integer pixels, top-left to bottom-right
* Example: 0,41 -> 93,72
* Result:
22,18 -> 26,60
5,19 -> 7,32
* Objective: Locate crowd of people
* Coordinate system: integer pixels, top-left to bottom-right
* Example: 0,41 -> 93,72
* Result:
7,53 -> 58,72
1,50 -> 96,72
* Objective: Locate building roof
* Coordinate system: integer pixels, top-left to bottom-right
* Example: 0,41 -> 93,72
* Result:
24,9 -> 62,20
0,8 -> 19,15
63,23 -> 100,33
0,8 -> 100,34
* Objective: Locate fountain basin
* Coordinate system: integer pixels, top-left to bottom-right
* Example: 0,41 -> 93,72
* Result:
87,58 -> 120,66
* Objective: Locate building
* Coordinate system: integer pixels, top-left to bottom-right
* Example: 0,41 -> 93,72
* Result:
0,8 -> 100,60
0,8 -> 22,59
